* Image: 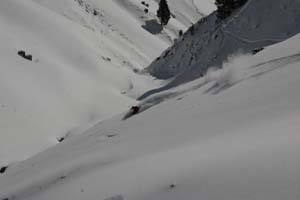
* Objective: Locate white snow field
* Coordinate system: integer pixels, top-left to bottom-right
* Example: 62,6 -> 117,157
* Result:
0,0 -> 214,164
1,30 -> 300,200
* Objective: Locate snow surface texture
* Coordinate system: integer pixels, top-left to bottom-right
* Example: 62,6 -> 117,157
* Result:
0,0 -> 214,165
1,31 -> 300,200
143,0 -> 300,99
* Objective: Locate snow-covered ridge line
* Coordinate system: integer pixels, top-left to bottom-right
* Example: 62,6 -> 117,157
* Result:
144,0 -> 300,98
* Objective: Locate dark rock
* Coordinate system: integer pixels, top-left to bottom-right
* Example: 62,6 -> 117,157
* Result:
24,54 -> 32,61
18,50 -> 26,57
0,166 -> 8,174
57,137 -> 65,142
18,50 -> 33,61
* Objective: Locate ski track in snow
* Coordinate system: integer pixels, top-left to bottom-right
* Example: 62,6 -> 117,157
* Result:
134,51 -> 300,115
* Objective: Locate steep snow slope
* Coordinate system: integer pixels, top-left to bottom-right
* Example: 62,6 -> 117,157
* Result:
1,33 -> 300,200
32,0 -> 215,68
0,0 -> 214,164
143,0 -> 300,99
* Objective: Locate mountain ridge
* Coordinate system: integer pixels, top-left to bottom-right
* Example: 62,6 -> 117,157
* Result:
142,0 -> 300,99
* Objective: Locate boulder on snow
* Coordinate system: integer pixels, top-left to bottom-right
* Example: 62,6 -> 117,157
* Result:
17,50 -> 26,57
24,54 -> 32,61
18,50 -> 33,61
57,137 -> 65,143
0,166 -> 8,174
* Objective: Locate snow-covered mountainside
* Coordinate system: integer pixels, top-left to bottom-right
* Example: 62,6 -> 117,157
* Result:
0,0 -> 214,164
143,0 -> 300,99
1,31 -> 300,200
2,0 -> 300,200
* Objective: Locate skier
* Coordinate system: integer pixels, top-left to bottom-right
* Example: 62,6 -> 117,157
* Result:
130,106 -> 140,115
122,105 -> 140,120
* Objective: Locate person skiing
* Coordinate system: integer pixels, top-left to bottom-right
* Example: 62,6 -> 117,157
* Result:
130,106 -> 140,115
122,105 -> 140,120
